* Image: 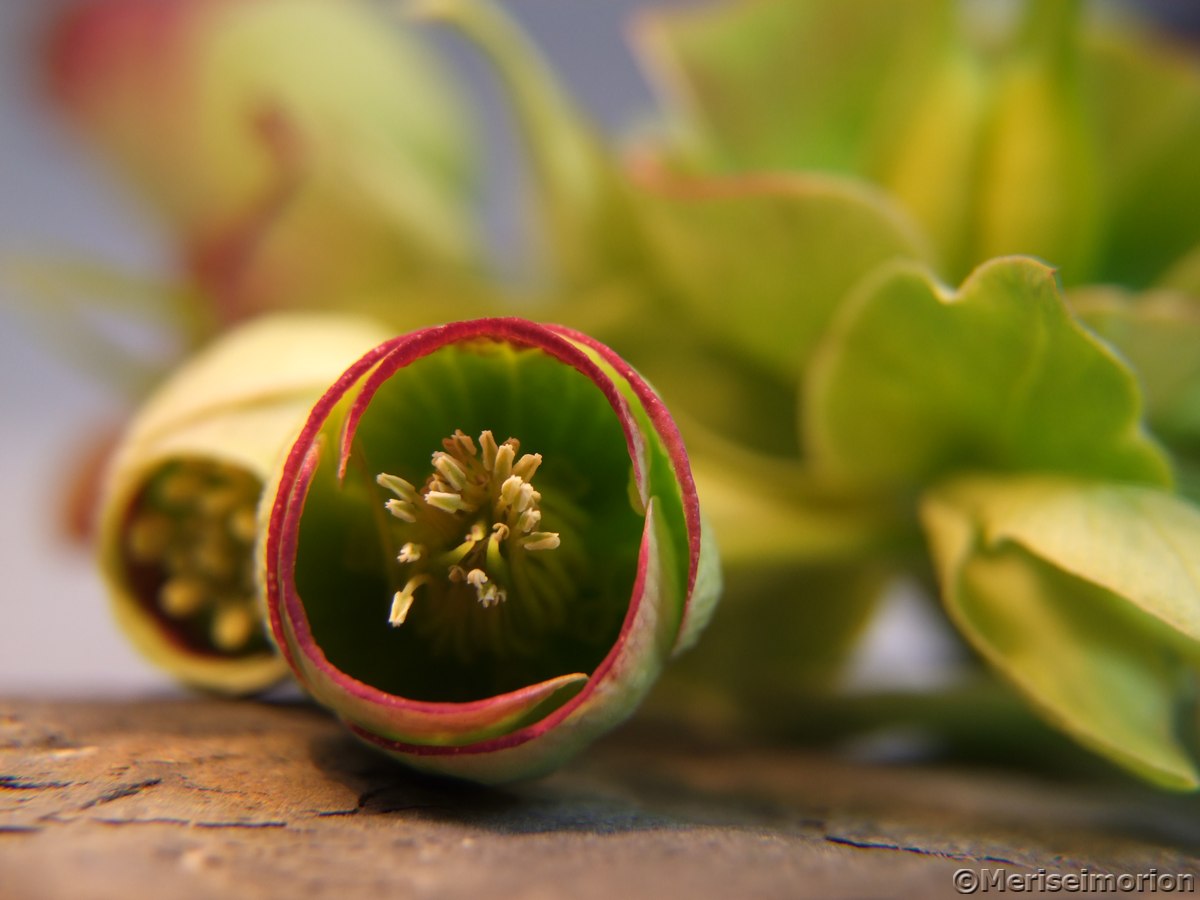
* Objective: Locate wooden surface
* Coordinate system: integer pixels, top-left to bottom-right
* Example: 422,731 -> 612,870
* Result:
2,697 -> 1198,899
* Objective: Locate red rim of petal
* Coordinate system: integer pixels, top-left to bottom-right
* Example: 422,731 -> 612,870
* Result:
264,318 -> 702,755
544,323 -> 702,608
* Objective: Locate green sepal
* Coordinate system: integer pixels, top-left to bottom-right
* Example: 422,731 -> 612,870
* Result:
805,256 -> 1172,491
921,473 -> 1200,790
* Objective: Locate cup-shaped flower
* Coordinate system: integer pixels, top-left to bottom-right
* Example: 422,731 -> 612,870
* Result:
97,313 -> 393,694
262,318 -> 719,782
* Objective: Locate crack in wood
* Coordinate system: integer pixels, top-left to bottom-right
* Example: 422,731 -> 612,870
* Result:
0,776 -> 73,791
0,824 -> 42,834
824,834 -> 1020,866
81,778 -> 163,809
92,817 -> 289,829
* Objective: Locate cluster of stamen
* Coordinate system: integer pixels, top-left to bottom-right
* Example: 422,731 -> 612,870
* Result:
124,461 -> 263,654
376,429 -> 561,628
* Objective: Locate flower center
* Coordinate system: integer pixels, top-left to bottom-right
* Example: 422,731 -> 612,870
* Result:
376,429 -> 569,649
124,460 -> 266,655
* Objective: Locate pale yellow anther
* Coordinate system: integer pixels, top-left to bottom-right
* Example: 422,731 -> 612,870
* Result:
524,532 -> 561,552
466,568 -> 488,588
376,473 -> 418,501
385,498 -> 417,523
389,591 -> 415,626
518,509 -> 541,533
493,442 -> 515,482
389,574 -> 431,626
512,453 -> 542,481
425,490 -> 467,514
479,430 -> 498,470
212,604 -> 255,652
159,578 -> 207,618
513,482 -> 536,513
398,542 -> 423,563
432,452 -> 467,490
445,429 -> 477,459
499,474 -> 525,509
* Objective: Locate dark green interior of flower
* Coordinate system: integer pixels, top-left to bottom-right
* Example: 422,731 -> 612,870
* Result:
294,341 -> 645,703
123,457 -> 272,659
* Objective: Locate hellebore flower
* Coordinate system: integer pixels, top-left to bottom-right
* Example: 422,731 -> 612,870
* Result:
44,0 -> 480,332
97,313 -> 392,694
262,318 -> 719,782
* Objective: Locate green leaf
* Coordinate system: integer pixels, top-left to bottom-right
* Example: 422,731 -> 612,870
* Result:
1072,286 -> 1200,444
970,0 -> 1102,283
921,474 -> 1200,790
1084,27 -> 1200,288
651,562 -> 890,725
684,426 -> 908,570
805,256 -> 1172,490
632,169 -> 928,382
1161,244 -> 1200,298
633,0 -> 952,175
875,47 -> 987,282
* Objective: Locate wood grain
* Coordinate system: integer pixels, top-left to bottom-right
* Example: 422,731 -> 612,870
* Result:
1,697 -> 1197,899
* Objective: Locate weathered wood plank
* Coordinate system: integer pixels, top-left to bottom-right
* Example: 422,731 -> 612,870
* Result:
1,697 -> 1197,899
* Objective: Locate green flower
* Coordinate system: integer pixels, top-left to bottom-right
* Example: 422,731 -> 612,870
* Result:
261,318 -> 719,782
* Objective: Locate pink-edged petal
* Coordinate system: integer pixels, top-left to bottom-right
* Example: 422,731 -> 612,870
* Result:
262,318 -> 717,782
